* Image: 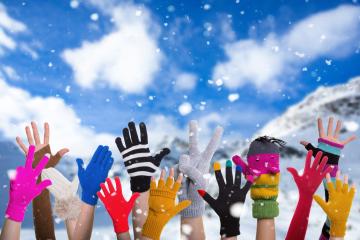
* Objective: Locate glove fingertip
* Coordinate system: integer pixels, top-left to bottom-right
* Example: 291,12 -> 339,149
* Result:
197,189 -> 206,197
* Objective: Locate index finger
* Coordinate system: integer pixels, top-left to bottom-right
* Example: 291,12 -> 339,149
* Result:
44,122 -> 50,144
189,120 -> 199,154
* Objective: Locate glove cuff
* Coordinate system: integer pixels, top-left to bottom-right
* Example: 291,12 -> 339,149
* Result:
330,220 -> 347,237
180,197 -> 205,218
142,212 -> 165,240
252,199 -> 279,219
130,176 -> 151,192
113,217 -> 130,234
81,192 -> 98,206
5,203 -> 26,222
219,217 -> 240,237
54,195 -> 82,220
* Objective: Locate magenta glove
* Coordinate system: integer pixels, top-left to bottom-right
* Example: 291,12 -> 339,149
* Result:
232,153 -> 279,182
5,145 -> 52,222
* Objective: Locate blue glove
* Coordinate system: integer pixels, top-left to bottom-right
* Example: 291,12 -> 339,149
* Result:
76,145 -> 114,205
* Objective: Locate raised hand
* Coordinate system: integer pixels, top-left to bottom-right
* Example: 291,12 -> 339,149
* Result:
287,150 -> 332,195
178,120 -> 223,217
115,121 -> 170,192
198,161 -> 252,238
301,117 -> 356,147
142,169 -> 191,240
15,121 -> 69,239
16,122 -> 69,167
285,150 -> 333,240
314,171 -> 356,238
41,168 -> 81,220
5,145 -> 51,222
77,145 -> 114,206
97,177 -> 139,234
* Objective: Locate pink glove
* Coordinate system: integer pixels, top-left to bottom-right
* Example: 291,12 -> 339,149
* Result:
232,154 -> 279,182
5,145 -> 52,222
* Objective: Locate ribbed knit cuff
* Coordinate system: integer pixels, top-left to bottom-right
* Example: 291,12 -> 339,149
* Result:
142,213 -> 165,240
252,199 -> 279,219
180,196 -> 205,218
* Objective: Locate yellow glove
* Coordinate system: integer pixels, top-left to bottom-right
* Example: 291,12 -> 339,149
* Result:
142,171 -> 191,240
313,171 -> 356,238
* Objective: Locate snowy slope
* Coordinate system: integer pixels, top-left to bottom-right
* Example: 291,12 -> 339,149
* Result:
2,77 -> 360,239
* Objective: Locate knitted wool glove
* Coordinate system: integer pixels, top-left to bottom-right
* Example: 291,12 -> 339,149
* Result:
198,161 -> 252,238
76,145 -> 114,205
233,136 -> 285,219
142,175 -> 191,240
97,177 -> 140,234
5,145 -> 51,222
285,150 -> 332,240
178,120 -> 223,217
115,122 -> 170,193
41,168 -> 81,220
314,173 -> 356,238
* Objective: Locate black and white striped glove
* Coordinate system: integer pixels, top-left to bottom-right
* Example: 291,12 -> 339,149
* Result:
115,122 -> 170,192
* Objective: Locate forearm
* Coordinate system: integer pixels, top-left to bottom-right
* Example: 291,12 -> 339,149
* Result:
285,195 -> 312,240
181,216 -> 205,240
72,203 -> 95,240
0,219 -> 21,240
330,237 -> 343,240
256,219 -> 275,240
132,191 -> 149,239
117,232 -> 131,240
65,218 -> 77,240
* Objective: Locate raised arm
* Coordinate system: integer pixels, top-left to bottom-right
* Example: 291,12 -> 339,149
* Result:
198,161 -> 252,239
0,145 -> 51,240
300,117 -> 356,240
72,145 -> 114,240
41,168 -> 81,240
15,121 -> 69,239
97,177 -> 139,240
314,172 -> 356,240
178,120 -> 223,240
285,150 -> 332,240
115,121 -> 169,239
142,169 -> 191,240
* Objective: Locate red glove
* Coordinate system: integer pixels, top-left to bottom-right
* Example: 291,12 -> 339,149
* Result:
97,177 -> 140,234
285,150 -> 333,240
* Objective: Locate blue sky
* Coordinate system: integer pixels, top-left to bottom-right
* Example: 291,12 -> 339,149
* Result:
0,0 -> 360,156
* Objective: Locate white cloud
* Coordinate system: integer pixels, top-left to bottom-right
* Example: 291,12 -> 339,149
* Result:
1,65 -> 20,80
213,5 -> 360,91
0,3 -> 26,53
175,72 -> 197,90
62,3 -> 162,93
0,78 -> 116,159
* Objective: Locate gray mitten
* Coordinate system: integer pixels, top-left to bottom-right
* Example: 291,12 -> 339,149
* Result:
178,120 -> 223,217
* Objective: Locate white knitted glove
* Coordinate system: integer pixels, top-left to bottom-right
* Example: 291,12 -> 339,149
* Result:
41,168 -> 81,220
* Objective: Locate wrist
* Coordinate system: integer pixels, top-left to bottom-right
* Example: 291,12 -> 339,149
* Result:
142,212 -> 166,240
113,218 -> 129,234
5,203 -> 26,222
330,220 -> 347,238
130,176 -> 151,192
81,192 -> 98,206
318,138 -> 343,157
219,217 -> 240,237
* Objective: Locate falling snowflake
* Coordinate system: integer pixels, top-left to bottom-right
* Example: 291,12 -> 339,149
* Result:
178,102 -> 192,116
228,93 -> 239,102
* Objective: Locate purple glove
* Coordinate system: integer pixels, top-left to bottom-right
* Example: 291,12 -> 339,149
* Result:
5,145 -> 52,222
